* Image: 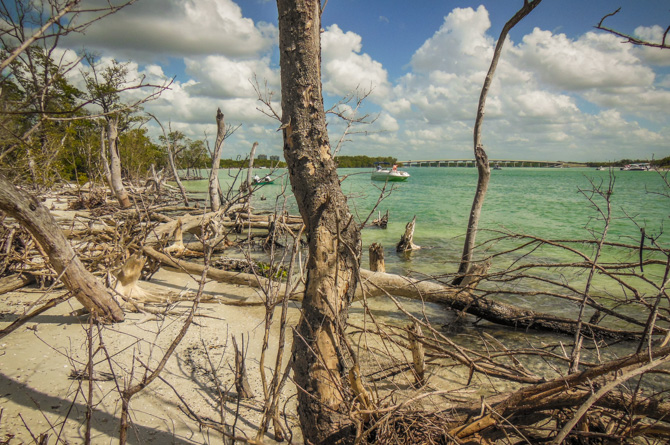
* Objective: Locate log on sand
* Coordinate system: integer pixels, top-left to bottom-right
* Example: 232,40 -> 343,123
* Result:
0,274 -> 35,295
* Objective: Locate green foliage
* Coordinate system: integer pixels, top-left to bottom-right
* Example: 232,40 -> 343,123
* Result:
219,158 -> 287,169
334,155 -> 399,168
119,127 -> 166,180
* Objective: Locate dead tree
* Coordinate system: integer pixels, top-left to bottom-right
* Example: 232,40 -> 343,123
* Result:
245,141 -> 259,193
0,174 -> 124,322
209,108 -> 226,212
454,0 -> 542,284
106,114 -> 131,208
277,0 -> 362,442
396,216 -> 420,252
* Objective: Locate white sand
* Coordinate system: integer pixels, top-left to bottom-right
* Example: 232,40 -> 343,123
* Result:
0,268 -> 303,444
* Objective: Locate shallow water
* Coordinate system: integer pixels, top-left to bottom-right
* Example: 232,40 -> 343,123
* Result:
182,166 -> 669,392
185,166 -> 667,275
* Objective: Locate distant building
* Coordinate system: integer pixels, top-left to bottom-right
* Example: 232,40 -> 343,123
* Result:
257,154 -> 268,160
270,155 -> 280,161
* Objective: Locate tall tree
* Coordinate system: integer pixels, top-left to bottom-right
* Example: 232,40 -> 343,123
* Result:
277,0 -> 362,442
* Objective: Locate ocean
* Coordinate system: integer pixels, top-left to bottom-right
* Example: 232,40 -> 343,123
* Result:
194,166 -> 667,275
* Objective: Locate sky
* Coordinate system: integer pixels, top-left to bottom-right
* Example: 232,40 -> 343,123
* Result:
60,0 -> 670,162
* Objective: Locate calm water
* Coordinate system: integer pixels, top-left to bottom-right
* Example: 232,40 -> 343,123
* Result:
187,166 -> 668,279
184,166 -> 669,376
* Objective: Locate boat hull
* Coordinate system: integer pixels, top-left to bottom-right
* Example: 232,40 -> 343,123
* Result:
371,171 -> 410,182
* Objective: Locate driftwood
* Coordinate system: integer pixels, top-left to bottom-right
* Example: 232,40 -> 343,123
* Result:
232,335 -> 254,399
358,269 -> 644,341
0,273 -> 34,295
396,216 -> 420,252
0,175 -> 124,322
408,321 -> 425,386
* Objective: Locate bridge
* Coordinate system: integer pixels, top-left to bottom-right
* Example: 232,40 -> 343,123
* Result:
398,159 -> 572,168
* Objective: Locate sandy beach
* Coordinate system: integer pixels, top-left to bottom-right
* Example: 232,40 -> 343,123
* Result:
1,264 -> 304,444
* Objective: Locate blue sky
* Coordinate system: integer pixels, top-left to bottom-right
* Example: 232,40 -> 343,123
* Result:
62,0 -> 670,162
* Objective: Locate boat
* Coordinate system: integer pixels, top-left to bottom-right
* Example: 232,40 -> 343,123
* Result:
371,164 -> 410,182
628,163 -> 651,171
493,163 -> 502,170
253,175 -> 274,185
595,166 -> 604,171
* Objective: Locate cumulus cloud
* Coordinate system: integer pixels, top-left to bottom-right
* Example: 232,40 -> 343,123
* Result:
183,55 -> 279,99
62,0 -> 276,61
321,25 -> 391,100
515,30 -> 655,90
55,1 -> 669,161
410,6 -> 493,75
633,26 -> 670,66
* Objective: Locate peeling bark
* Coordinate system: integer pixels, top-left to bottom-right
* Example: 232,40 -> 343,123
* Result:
277,0 -> 362,442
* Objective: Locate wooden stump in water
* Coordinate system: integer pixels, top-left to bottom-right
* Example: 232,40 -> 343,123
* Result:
396,215 -> 420,252
457,260 -> 491,289
372,210 -> 388,229
369,243 -> 385,273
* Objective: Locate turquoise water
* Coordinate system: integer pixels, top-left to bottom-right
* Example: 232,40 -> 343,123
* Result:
185,166 -> 668,280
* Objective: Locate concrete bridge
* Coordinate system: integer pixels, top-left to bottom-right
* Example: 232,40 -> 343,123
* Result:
398,159 -> 571,168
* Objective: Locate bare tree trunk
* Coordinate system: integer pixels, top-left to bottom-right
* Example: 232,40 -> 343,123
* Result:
107,115 -> 131,209
166,135 -> 189,206
100,126 -> 113,190
0,174 -> 124,322
277,0 -> 362,442
455,0 -> 542,283
209,109 -> 225,212
246,141 -> 258,191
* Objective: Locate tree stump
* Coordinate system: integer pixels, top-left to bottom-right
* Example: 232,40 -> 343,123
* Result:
408,321 -> 426,386
232,335 -> 254,399
372,210 -> 388,229
369,243 -> 385,272
396,215 -> 420,252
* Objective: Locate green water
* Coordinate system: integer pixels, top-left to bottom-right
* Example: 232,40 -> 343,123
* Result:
186,167 -> 668,279
350,167 -> 668,276
184,166 -> 669,369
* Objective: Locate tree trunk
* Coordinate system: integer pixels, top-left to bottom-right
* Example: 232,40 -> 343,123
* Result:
107,115 -> 131,209
166,139 -> 189,206
0,174 -> 124,322
277,1 -> 362,442
208,109 -> 225,212
245,141 -> 258,192
100,125 -> 113,190
455,0 -> 542,283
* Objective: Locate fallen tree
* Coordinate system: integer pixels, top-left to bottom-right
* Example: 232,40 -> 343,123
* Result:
0,175 -> 124,322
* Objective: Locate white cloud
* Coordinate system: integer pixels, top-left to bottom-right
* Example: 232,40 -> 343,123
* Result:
63,0 -> 276,61
321,25 -> 391,100
183,55 -> 279,99
410,6 -> 493,75
634,25 -> 670,66
515,29 -> 654,90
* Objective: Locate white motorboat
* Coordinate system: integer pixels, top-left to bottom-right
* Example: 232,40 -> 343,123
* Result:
371,164 -> 410,182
